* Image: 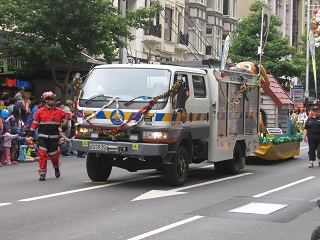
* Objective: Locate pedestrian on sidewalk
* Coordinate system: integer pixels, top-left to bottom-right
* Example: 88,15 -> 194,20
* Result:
29,91 -> 72,181
304,106 -> 320,168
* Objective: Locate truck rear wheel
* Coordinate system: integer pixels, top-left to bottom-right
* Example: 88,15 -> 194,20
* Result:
86,153 -> 112,181
214,161 -> 225,174
164,146 -> 189,186
225,143 -> 242,174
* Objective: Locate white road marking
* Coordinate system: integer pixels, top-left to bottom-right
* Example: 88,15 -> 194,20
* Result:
253,176 -> 315,198
19,175 -> 159,202
127,215 -> 204,240
132,172 -> 253,201
0,203 -> 12,207
0,175 -> 159,206
229,202 -> 288,215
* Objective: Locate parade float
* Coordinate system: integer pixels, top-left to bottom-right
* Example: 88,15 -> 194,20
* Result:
230,62 -> 302,161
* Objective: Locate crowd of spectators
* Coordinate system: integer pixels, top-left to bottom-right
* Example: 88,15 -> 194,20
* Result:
0,88 -> 78,167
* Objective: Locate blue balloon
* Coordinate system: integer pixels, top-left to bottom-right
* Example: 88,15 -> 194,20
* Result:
1,109 -> 9,119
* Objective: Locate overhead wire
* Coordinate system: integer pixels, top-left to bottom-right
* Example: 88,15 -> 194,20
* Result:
160,10 -> 202,60
180,8 -> 222,60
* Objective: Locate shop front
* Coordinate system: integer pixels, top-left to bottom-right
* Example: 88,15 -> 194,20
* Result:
0,56 -> 33,101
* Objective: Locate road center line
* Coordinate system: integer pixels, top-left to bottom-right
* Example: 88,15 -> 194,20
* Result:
253,176 -> 315,198
127,215 -> 204,240
18,175 -> 159,202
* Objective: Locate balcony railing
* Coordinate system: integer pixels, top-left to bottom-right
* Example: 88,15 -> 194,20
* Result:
145,24 -> 162,38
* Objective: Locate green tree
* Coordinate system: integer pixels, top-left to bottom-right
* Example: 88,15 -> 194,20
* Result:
228,0 -> 305,87
0,0 -> 162,102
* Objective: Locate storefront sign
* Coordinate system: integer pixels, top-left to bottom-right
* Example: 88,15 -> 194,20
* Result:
5,77 -> 30,88
0,57 -> 25,74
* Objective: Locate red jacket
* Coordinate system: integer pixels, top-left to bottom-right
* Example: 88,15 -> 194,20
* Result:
30,106 -> 71,137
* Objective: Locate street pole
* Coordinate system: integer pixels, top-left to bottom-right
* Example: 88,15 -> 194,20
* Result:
305,0 -> 310,112
119,0 -> 127,64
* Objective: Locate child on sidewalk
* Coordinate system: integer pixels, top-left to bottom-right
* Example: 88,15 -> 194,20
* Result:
17,137 -> 37,162
1,125 -> 19,165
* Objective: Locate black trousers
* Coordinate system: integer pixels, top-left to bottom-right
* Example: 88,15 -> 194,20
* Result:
308,136 -> 320,161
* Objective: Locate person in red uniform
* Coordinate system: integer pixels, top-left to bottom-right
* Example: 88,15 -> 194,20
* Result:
30,91 -> 72,181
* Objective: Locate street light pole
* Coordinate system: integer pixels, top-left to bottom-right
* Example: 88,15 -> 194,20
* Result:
305,0 -> 310,112
119,0 -> 127,64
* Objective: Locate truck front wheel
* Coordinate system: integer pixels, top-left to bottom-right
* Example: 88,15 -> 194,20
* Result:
164,146 -> 189,186
86,153 -> 112,181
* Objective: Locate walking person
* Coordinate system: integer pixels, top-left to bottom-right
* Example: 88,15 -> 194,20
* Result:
29,91 -> 72,181
303,106 -> 320,168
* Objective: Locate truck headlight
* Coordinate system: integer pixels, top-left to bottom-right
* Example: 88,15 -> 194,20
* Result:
142,131 -> 169,140
78,127 -> 89,134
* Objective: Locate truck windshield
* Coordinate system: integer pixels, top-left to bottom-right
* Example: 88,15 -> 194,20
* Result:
80,68 -> 171,102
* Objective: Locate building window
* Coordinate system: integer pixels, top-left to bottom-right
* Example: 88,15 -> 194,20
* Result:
164,7 -> 172,41
206,28 -> 213,34
206,45 -> 212,55
223,0 -> 229,15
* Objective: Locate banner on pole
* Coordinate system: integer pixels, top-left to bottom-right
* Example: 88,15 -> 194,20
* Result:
259,4 -> 272,54
220,35 -> 230,69
308,30 -> 318,100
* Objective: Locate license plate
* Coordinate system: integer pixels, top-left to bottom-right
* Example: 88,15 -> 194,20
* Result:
89,143 -> 107,151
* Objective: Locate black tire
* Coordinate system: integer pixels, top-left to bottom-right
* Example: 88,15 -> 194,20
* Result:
86,153 -> 112,181
224,143 -> 242,174
214,161 -> 225,174
164,146 -> 189,186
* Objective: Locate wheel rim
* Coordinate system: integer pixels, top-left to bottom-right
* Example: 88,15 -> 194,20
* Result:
177,157 -> 187,178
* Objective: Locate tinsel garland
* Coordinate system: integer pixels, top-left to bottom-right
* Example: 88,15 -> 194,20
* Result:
71,76 -> 83,123
73,78 -> 183,138
259,134 -> 303,145
214,70 -> 262,107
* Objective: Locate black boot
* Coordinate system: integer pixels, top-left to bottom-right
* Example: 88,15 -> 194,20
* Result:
39,175 -> 46,181
55,168 -> 60,178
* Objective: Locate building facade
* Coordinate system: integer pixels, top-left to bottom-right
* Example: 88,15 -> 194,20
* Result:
121,0 -> 238,64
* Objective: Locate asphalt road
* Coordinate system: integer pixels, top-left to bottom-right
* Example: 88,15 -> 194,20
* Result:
1,141 -> 319,240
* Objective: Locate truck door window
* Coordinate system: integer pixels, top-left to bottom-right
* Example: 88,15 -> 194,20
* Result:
192,75 -> 206,98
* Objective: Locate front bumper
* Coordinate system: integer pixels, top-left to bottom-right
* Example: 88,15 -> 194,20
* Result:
71,139 -> 169,157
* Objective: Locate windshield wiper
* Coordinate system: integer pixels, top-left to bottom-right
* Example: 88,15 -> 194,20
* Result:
85,94 -> 112,103
124,96 -> 153,106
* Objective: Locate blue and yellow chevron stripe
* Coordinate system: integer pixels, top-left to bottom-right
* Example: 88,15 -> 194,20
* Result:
79,110 -> 209,122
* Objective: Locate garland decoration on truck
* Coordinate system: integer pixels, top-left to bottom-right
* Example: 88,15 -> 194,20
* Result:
73,78 -> 183,138
213,69 -> 262,107
71,75 -> 83,123
259,134 -> 303,145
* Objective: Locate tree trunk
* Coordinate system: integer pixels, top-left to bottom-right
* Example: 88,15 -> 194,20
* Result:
51,61 -> 73,104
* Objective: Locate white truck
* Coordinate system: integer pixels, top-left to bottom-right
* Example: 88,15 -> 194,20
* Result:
71,61 -> 260,186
